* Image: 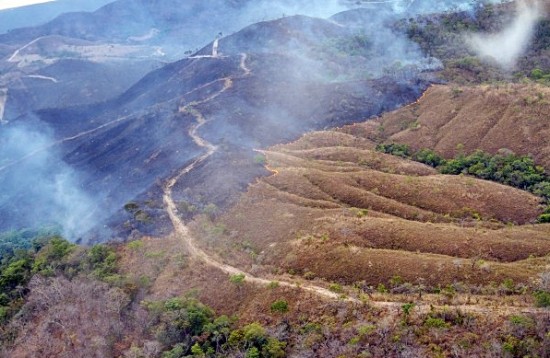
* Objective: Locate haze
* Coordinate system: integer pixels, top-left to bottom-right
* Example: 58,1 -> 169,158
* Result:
0,0 -> 55,11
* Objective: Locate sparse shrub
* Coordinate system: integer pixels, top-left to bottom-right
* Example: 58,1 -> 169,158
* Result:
301,322 -> 322,334
442,285 -> 456,300
268,281 -> 279,289
402,302 -> 415,316
351,208 -> 369,218
509,315 -> 535,329
177,201 -> 197,214
533,291 -> 550,307
134,210 -> 152,224
451,87 -> 464,97
124,202 -> 140,213
270,300 -> 289,314
229,273 -> 246,285
499,279 -> 516,295
203,203 -> 219,218
127,240 -> 144,251
254,154 -> 267,165
329,283 -> 343,293
389,275 -> 404,287
377,283 -> 388,293
357,324 -> 376,337
424,317 -> 450,329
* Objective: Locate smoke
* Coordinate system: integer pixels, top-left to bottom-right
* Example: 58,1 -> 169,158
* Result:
0,121 -> 101,241
467,0 -> 544,68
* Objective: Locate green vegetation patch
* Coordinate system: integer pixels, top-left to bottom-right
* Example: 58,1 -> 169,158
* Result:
376,143 -> 550,222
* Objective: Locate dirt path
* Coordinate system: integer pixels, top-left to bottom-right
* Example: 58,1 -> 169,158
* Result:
25,74 -> 59,83
7,36 -> 49,62
163,54 -> 354,302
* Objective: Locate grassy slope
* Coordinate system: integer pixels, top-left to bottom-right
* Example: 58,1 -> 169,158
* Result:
196,83 -> 550,290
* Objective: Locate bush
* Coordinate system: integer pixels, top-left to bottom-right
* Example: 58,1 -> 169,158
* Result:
534,291 -> 550,307
414,148 -> 445,167
382,146 -> 550,205
424,317 -> 450,329
83,244 -> 117,279
246,347 -> 260,358
31,237 -> 75,275
270,300 -> 289,314
230,273 -> 246,285
375,143 -> 412,158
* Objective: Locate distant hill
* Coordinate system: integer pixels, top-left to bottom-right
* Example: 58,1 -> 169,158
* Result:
0,0 -> 112,34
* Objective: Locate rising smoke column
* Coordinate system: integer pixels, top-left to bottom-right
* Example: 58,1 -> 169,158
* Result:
467,0 -> 543,69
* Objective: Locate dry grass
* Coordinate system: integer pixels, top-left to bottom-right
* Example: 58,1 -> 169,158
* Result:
342,83 -> 550,170
196,84 -> 550,289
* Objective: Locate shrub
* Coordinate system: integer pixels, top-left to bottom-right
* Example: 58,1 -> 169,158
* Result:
246,347 -> 260,358
414,148 -> 445,167
270,300 -> 289,314
534,291 -> 550,307
230,273 -> 246,285
375,143 -> 411,158
254,154 -> 267,165
402,302 -> 415,316
190,342 -> 204,356
262,337 -> 286,358
329,283 -> 343,293
424,317 -> 450,329
509,315 -> 535,328
31,237 -> 74,276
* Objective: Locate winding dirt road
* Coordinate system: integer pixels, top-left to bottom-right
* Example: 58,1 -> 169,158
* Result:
163,53 -> 351,302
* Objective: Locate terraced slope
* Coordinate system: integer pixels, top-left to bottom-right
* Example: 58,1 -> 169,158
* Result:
192,84 -> 550,289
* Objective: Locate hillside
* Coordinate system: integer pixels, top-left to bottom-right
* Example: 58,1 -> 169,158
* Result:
343,83 -> 550,170
187,83 -> 549,286
0,11 -> 437,239
1,1 -> 550,358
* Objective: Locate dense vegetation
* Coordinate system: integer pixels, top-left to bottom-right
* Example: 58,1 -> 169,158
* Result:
0,233 -> 118,342
0,226 -> 60,262
0,233 -> 63,326
376,144 -> 550,222
144,296 -> 285,358
397,3 -> 550,83
0,232 -> 288,357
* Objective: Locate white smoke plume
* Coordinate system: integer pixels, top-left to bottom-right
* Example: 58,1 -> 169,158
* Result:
0,121 -> 101,241
467,0 -> 544,69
